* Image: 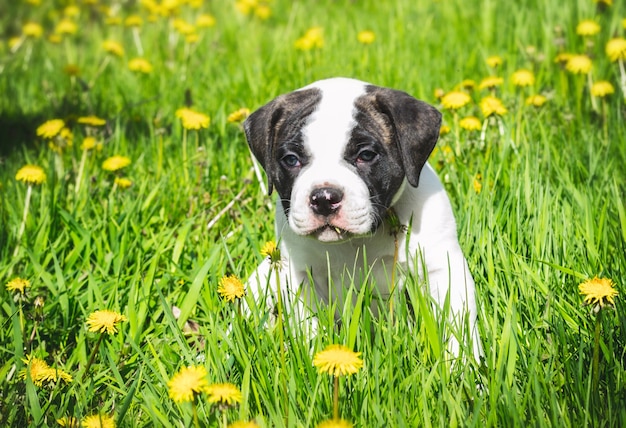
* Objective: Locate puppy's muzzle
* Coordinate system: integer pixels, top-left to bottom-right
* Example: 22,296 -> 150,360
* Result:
309,187 -> 344,217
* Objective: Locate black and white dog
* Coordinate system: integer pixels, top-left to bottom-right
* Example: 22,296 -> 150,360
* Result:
244,77 -> 481,360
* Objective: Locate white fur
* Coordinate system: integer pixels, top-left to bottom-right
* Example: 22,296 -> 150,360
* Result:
247,78 -> 482,361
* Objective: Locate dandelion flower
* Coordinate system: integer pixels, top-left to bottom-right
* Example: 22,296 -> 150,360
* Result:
16,165 -> 46,185
439,124 -> 451,136
81,414 -> 115,428
6,277 -> 30,294
56,416 -> 79,427
459,116 -> 482,131
124,15 -> 143,27
102,40 -> 124,57
316,419 -> 353,428
86,310 -> 127,334
218,275 -> 246,302
591,81 -> 615,97
357,30 -> 375,45
486,55 -> 503,68
295,27 -> 324,51
80,137 -> 98,151
579,277 -> 618,309
473,173 -> 482,194
19,355 -> 72,387
64,6 -> 80,17
433,88 -> 445,99
566,55 -> 592,74
480,96 -> 508,117
554,52 -> 573,65
37,119 -> 65,139
606,38 -> 626,62
458,79 -> 476,91
175,108 -> 211,130
168,366 -> 210,403
128,58 -> 153,74
196,14 -> 216,28
441,91 -> 471,110
313,344 -> 363,377
55,19 -> 77,35
478,76 -> 504,90
22,22 -> 43,38
173,19 -> 196,35
511,69 -> 535,87
206,382 -> 243,407
227,108 -> 250,123
102,156 -> 131,172
576,20 -> 601,36
254,5 -> 272,20
114,177 -> 133,189
525,94 -> 548,107
260,240 -> 281,265
64,64 -> 81,76
78,116 -> 106,126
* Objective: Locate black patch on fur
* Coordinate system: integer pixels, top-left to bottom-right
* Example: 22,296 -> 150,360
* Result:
243,88 -> 322,213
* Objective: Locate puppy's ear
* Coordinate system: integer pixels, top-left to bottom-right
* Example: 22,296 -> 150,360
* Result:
243,88 -> 322,194
370,87 -> 442,187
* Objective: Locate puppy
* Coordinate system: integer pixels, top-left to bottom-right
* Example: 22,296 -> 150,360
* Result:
244,77 -> 481,360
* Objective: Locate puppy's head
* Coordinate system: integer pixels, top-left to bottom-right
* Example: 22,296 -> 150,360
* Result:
244,78 -> 441,242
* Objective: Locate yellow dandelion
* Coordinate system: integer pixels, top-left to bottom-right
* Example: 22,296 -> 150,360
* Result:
218,275 -> 246,302
295,27 -> 324,51
102,155 -> 131,172
439,124 -> 451,136
86,310 -> 127,334
458,79 -> 476,91
128,57 -> 153,74
64,64 -> 80,76
554,52 -> 573,65
525,94 -> 548,107
173,19 -> 196,35
227,108 -> 250,123
579,277 -> 618,309
459,116 -> 482,131
576,20 -> 601,36
606,38 -> 626,62
37,119 -> 65,139
260,240 -> 281,265
105,16 -> 122,26
185,33 -> 200,44
175,108 -> 211,130
441,91 -> 471,110
16,165 -> 46,185
102,40 -> 124,57
316,419 -> 353,428
124,15 -> 143,27
167,365 -> 210,403
78,115 -> 106,126
56,416 -> 80,428
55,19 -> 77,35
6,277 -> 30,294
511,69 -> 535,87
478,76 -> 504,90
228,421 -> 259,428
313,344 -> 363,377
22,22 -> 43,38
206,382 -> 243,407
9,37 -> 23,51
486,55 -> 503,68
479,96 -> 508,117
114,177 -> 133,189
565,54 -> 592,74
196,14 -> 216,28
591,81 -> 615,97
235,0 -> 257,15
81,414 -> 116,428
254,4 -> 271,20
80,137 -> 97,151
357,30 -> 376,45
473,173 -> 482,194
19,356 -> 52,387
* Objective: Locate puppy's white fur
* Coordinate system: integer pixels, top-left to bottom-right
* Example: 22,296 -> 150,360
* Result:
246,78 -> 482,360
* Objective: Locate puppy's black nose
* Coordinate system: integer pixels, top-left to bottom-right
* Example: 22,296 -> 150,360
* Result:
310,187 -> 344,216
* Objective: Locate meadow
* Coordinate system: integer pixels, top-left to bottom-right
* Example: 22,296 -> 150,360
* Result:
1,0 -> 625,426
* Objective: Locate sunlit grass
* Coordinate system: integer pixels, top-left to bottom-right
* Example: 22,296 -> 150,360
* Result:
1,0 -> 625,426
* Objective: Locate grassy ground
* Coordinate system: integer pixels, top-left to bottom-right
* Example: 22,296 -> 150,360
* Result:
1,0 -> 625,426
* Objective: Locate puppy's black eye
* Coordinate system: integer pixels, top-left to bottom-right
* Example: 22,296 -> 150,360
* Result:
357,149 -> 378,163
281,154 -> 301,168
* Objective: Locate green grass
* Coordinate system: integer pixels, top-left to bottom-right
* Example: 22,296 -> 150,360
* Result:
1,0 -> 625,426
